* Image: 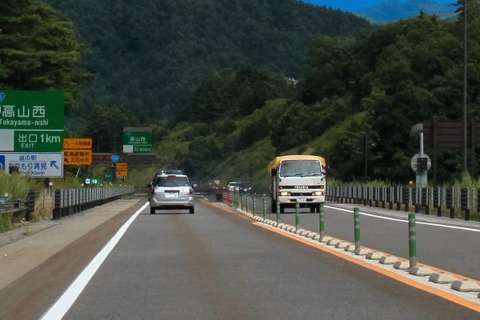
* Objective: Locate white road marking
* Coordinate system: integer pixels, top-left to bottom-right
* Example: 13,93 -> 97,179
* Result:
39,202 -> 149,320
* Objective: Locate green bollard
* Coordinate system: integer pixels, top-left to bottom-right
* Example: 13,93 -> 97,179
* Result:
354,207 -> 361,254
253,195 -> 256,216
319,203 -> 325,241
245,195 -> 249,213
276,199 -> 280,223
262,195 -> 266,219
295,201 -> 300,230
408,213 -> 417,268
233,192 -> 238,210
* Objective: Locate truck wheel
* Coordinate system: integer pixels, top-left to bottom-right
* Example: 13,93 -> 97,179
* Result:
310,206 -> 316,213
189,207 -> 195,214
150,207 -> 156,214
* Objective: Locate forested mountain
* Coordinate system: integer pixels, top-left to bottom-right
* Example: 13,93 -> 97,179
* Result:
303,0 -> 455,22
3,0 -> 480,189
358,0 -> 455,22
156,1 -> 480,188
44,0 -> 371,127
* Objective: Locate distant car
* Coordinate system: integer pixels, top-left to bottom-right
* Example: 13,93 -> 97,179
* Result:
239,182 -> 252,193
148,173 -> 195,214
227,181 -> 252,193
227,181 -> 243,192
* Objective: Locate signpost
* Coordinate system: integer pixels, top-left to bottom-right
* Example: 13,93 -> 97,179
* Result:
0,152 -> 64,177
63,138 -> 92,165
64,150 -> 92,166
63,138 -> 92,150
116,162 -> 128,177
0,90 -> 64,152
122,127 -> 152,153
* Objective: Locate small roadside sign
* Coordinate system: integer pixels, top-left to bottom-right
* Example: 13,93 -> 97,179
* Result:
63,138 -> 92,149
0,152 -> 64,177
116,162 -> 128,177
64,149 -> 92,166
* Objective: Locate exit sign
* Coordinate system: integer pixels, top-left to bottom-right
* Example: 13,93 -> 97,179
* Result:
0,90 -> 64,152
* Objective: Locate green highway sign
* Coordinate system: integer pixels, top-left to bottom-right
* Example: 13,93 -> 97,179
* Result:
0,90 -> 64,152
15,130 -> 64,152
123,127 -> 152,153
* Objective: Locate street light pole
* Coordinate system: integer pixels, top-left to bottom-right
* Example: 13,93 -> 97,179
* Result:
463,0 -> 468,173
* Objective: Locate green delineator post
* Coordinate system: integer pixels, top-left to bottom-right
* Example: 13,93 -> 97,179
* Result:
354,207 -> 361,252
319,203 -> 325,240
233,192 -> 237,209
295,201 -> 300,230
262,195 -> 266,219
252,196 -> 256,216
276,199 -> 280,224
408,213 -> 417,268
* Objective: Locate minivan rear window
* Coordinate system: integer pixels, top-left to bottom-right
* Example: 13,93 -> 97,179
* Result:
154,176 -> 189,187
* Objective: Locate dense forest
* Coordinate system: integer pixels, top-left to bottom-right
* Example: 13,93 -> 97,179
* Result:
44,0 -> 370,126
1,0 -> 480,189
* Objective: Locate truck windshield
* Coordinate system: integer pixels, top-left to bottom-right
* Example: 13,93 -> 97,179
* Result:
279,160 -> 322,177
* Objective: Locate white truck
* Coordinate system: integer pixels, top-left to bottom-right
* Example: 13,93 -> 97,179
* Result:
268,155 -> 327,213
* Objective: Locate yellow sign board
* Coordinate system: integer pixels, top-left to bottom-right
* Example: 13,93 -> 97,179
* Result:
64,138 -> 92,150
64,150 -> 92,165
116,162 -> 128,177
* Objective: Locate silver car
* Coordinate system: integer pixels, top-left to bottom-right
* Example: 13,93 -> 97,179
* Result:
148,173 -> 195,214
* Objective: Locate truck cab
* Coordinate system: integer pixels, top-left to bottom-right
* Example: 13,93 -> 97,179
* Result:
269,155 -> 326,213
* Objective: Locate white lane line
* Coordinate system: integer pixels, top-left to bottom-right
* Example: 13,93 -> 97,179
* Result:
326,205 -> 480,233
39,202 -> 149,320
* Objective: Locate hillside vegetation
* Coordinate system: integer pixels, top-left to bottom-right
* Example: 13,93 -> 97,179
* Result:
2,0 -> 480,191
45,0 -> 370,127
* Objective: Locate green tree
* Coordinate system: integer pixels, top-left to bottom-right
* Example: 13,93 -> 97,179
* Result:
84,106 -> 141,153
0,0 -> 87,112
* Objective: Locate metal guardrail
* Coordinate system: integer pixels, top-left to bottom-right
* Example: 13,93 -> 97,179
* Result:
0,190 -> 35,220
52,186 -> 135,220
326,186 -> 479,221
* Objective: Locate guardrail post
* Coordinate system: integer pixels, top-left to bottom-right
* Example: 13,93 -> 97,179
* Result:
446,187 -> 455,218
295,201 -> 300,230
26,190 -> 35,221
52,189 -> 61,220
461,188 -> 470,220
354,207 -> 361,254
408,213 -> 417,268
319,203 -> 325,241
252,195 -> 256,216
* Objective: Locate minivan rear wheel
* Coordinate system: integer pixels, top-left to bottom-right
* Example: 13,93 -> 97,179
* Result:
189,207 -> 195,214
150,207 -> 156,214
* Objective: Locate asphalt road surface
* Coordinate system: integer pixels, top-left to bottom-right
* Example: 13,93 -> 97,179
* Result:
262,203 -> 480,280
35,200 -> 480,319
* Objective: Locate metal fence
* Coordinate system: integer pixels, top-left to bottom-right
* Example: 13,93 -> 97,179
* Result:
326,186 -> 479,221
52,186 -> 135,220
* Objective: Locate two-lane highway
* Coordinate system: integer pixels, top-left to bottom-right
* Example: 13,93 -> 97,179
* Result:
41,200 -> 478,319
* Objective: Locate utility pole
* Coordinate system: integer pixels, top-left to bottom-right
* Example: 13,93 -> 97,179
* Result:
463,0 -> 468,173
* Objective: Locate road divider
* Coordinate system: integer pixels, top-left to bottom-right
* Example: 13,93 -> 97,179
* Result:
219,196 -> 480,308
